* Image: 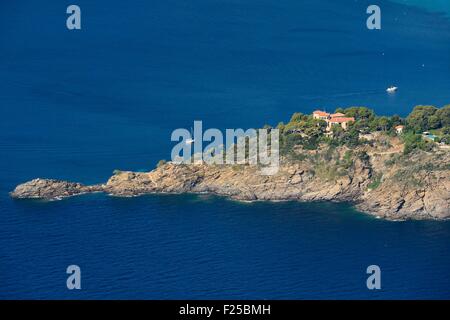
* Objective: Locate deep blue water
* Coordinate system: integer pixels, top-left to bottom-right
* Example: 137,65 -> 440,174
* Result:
0,0 -> 449,299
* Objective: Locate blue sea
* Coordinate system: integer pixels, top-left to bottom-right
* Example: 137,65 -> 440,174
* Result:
0,0 -> 449,299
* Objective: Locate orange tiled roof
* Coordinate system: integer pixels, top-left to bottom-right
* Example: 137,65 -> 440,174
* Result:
328,117 -> 355,123
313,110 -> 330,116
395,125 -> 404,129
331,113 -> 345,117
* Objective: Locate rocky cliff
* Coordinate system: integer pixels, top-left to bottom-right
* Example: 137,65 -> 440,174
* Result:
10,136 -> 450,220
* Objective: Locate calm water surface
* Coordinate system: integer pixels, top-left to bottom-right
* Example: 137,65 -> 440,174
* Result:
0,0 -> 449,299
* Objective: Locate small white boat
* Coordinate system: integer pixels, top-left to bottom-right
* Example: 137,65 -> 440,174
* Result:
386,86 -> 398,93
186,127 -> 195,144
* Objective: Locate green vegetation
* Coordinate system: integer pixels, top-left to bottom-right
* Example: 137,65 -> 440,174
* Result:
367,173 -> 382,190
393,169 -> 425,188
330,125 -> 361,147
406,105 -> 450,132
335,106 -> 403,133
278,112 -> 326,155
402,132 -> 434,154
314,162 -> 347,181
342,150 -> 354,169
278,106 -> 393,157
437,126 -> 450,144
400,105 -> 450,153
274,104 -> 449,158
384,154 -> 400,166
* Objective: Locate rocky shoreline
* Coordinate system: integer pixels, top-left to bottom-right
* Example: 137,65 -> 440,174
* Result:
10,139 -> 450,221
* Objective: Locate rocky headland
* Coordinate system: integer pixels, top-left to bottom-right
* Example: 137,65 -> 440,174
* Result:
10,134 -> 450,220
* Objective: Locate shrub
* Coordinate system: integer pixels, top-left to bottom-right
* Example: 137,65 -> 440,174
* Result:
367,173 -> 382,190
403,133 -> 434,154
357,151 -> 370,162
441,135 -> 450,144
406,105 -> 439,132
342,150 -> 353,169
384,154 -> 399,166
288,151 -> 308,161
157,159 -> 167,168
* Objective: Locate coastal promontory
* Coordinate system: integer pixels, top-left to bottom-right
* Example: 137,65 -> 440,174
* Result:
10,106 -> 450,220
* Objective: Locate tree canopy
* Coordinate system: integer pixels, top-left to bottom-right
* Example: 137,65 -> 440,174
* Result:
406,105 -> 447,132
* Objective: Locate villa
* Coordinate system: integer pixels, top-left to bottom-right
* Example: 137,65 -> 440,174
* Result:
313,110 -> 355,131
326,116 -> 356,131
312,110 -> 330,120
395,125 -> 404,134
